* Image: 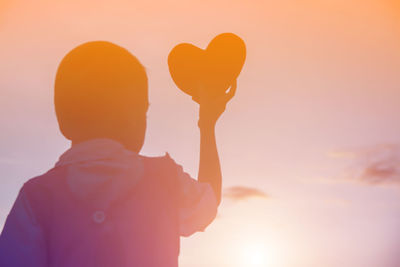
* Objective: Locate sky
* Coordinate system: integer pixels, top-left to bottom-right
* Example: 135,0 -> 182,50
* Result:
1,0 -> 400,266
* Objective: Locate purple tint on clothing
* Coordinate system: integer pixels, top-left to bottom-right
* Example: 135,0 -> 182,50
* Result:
0,156 -> 180,267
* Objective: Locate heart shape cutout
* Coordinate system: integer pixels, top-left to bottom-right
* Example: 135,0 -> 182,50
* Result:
168,33 -> 246,103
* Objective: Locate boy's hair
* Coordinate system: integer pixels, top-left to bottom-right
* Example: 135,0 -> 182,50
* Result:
54,41 -> 148,142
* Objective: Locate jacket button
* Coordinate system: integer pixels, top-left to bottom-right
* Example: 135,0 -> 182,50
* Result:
93,211 -> 106,224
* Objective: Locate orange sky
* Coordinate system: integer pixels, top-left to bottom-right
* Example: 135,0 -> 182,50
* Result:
1,0 -> 400,266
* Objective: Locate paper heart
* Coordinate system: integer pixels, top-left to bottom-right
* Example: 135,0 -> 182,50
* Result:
168,33 -> 246,103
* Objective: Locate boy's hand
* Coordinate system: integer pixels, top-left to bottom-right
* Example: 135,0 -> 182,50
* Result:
197,80 -> 237,128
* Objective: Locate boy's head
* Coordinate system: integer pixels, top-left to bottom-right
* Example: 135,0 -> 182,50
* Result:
55,41 -> 148,152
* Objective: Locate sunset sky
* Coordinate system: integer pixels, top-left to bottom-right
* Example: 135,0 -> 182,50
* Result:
1,0 -> 400,266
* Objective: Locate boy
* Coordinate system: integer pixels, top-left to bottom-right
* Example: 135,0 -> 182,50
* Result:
0,41 -> 236,266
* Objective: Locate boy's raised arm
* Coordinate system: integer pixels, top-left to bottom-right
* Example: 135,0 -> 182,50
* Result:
197,81 -> 237,205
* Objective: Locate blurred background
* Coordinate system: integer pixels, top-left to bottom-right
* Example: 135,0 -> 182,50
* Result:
1,0 -> 400,266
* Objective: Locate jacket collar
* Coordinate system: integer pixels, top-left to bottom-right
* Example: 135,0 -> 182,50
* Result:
55,138 -> 137,167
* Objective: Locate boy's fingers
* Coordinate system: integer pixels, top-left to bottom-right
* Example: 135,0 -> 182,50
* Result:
197,80 -> 237,105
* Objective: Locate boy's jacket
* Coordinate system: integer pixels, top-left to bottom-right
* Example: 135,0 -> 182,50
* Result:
0,139 -> 217,267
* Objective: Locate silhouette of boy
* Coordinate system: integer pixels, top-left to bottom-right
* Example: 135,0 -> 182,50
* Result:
0,41 -> 236,267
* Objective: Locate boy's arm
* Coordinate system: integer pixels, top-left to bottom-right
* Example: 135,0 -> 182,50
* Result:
197,81 -> 237,205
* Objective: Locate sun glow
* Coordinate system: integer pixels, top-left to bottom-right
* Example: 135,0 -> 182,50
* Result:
240,241 -> 277,267
244,244 -> 267,266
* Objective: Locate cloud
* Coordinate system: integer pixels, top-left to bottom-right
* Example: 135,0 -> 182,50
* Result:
359,160 -> 400,185
332,144 -> 400,186
223,186 -> 268,201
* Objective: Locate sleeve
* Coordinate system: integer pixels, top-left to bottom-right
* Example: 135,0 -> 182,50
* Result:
175,163 -> 218,237
0,186 -> 47,267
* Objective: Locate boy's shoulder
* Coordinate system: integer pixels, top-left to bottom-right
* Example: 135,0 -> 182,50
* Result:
24,166 -> 66,186
23,152 -> 179,190
139,152 -> 179,172
139,152 -> 175,162
21,167 -> 67,200
21,152 -> 182,201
